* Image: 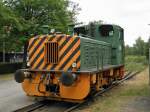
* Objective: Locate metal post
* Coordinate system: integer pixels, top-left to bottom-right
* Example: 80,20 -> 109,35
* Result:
2,26 -> 11,63
149,48 -> 150,85
2,35 -> 5,63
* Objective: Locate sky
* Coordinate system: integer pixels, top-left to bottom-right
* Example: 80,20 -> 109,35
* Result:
72,0 -> 150,46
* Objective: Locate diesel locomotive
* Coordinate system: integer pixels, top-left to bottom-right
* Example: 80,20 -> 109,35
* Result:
15,22 -> 124,102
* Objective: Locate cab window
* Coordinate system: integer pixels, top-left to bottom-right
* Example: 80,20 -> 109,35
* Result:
74,27 -> 88,36
99,25 -> 114,37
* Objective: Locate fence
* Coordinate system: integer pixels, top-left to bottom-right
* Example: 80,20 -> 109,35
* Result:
0,52 -> 23,74
0,52 -> 23,63
0,62 -> 23,74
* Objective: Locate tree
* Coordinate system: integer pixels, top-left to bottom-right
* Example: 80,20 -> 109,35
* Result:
0,1 -> 23,52
0,1 -> 22,29
125,45 -> 132,55
133,37 -> 146,56
125,37 -> 149,59
0,0 -> 80,52
68,1 -> 81,23
4,0 -> 78,34
145,38 -> 150,60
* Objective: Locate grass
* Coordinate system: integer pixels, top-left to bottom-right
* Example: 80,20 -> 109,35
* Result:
119,85 -> 150,96
125,55 -> 148,71
80,58 -> 150,112
90,69 -> 150,112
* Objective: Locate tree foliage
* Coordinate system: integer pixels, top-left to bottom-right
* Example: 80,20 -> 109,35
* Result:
0,0 -> 80,52
125,37 -> 149,59
0,1 -> 23,52
0,1 -> 22,30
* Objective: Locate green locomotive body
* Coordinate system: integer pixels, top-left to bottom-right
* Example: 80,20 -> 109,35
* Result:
75,23 -> 124,71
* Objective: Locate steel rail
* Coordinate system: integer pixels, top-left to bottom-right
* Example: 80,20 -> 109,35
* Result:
13,101 -> 45,112
64,71 -> 140,112
13,71 -> 139,112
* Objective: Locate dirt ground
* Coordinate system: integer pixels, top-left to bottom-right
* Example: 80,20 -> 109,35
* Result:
75,68 -> 150,112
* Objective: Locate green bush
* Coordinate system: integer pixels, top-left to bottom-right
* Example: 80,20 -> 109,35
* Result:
0,62 -> 23,74
125,55 -> 148,71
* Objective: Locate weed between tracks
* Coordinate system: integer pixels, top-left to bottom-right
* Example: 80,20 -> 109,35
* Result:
75,69 -> 150,112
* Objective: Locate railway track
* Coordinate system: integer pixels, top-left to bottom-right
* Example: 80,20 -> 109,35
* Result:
64,71 -> 140,112
13,101 -> 46,112
13,71 -> 139,112
13,101 -> 76,112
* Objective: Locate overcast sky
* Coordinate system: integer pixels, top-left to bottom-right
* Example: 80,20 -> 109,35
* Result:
72,0 -> 150,46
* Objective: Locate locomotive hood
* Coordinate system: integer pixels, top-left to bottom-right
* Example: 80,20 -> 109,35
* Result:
27,34 -> 81,72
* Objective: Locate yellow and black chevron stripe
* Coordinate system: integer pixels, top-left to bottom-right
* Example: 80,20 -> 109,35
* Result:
28,34 -> 80,71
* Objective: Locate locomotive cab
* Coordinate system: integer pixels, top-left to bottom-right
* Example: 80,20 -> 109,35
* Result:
98,24 -> 124,65
73,23 -> 124,65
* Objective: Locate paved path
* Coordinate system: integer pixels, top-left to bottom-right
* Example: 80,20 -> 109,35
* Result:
0,74 -> 35,112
